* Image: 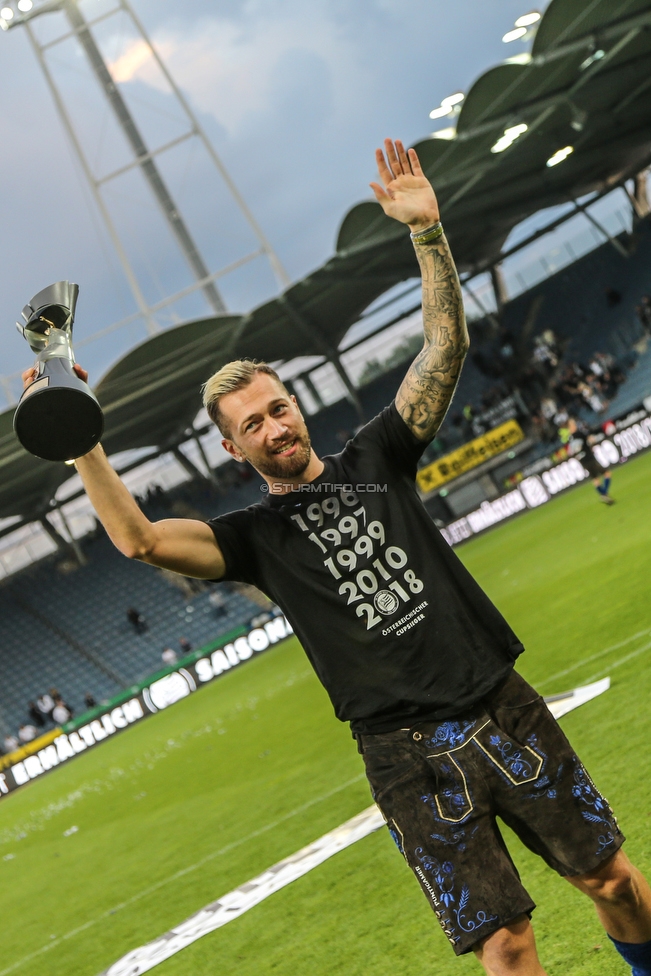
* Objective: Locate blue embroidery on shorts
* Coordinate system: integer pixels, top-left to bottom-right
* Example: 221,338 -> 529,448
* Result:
425,719 -> 477,750
454,884 -> 498,934
429,825 -> 479,853
421,772 -> 473,824
571,760 -> 616,855
521,766 -> 562,801
510,735 -> 561,800
415,849 -> 497,936
487,733 -> 538,783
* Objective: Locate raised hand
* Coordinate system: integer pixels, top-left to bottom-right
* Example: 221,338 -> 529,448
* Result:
370,139 -> 439,232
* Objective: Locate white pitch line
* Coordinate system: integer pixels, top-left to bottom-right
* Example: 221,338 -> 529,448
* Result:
0,774 -> 365,976
583,639 -> 651,684
537,627 -> 651,690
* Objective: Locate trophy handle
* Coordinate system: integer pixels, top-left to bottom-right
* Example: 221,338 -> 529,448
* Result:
17,281 -> 80,355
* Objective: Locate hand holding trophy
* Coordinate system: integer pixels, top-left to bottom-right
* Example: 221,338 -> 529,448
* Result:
13,281 -> 104,462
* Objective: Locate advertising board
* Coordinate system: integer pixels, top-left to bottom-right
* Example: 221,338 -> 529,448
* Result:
416,419 -> 525,493
440,403 -> 651,546
0,614 -> 293,800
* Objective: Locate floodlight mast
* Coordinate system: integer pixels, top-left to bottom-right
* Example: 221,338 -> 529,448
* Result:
1,0 -> 290,331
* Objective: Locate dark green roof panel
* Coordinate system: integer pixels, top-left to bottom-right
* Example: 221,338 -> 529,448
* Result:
456,63 -> 528,133
532,0 -> 650,54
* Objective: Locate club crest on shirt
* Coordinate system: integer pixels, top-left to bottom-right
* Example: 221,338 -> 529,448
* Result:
374,589 -> 400,615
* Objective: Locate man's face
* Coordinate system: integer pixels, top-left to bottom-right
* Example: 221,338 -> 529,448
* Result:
220,373 -> 313,479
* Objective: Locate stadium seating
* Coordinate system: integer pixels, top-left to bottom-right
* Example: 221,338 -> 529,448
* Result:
498,222 -> 651,365
604,343 -> 651,418
0,528 -> 265,737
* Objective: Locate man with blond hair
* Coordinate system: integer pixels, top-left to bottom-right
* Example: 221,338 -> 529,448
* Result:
23,140 -> 651,976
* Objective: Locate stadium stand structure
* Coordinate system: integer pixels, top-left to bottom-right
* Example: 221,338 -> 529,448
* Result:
1,219 -> 651,741
0,525 -> 265,736
608,342 -> 651,417
494,222 -> 651,368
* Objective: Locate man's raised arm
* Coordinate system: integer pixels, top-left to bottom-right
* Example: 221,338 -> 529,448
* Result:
370,139 -> 469,442
21,366 -> 226,580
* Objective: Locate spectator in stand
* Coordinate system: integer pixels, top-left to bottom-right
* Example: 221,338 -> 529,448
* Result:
127,607 -> 148,634
3,733 -> 19,754
18,723 -> 38,743
52,690 -> 72,713
605,286 -> 622,307
460,404 -> 474,440
84,693 -> 97,710
52,698 -> 71,725
28,701 -> 45,728
532,330 -> 559,375
179,637 -> 192,656
36,692 -> 54,723
636,295 -> 651,334
539,396 -> 558,421
554,363 -> 588,415
208,589 -> 228,617
161,647 -> 178,666
530,410 -> 556,444
578,379 -> 607,414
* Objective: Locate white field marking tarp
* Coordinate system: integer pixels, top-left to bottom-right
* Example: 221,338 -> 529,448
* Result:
99,804 -> 385,976
544,677 -> 610,719
98,677 -> 610,976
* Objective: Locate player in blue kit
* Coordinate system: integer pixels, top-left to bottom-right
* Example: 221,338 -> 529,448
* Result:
24,140 -> 651,975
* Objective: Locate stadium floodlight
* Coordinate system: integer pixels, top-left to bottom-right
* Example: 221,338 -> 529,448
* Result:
429,91 -> 465,120
503,26 -> 527,42
17,0 -> 33,10
515,11 -> 541,28
546,146 -> 574,167
491,122 -> 528,153
503,10 -> 540,42
431,127 -> 457,141
0,6 -> 14,19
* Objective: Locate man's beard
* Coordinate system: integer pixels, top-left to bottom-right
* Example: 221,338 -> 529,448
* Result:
249,431 -> 313,480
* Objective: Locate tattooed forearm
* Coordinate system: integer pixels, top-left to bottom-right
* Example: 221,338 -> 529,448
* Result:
395,233 -> 469,441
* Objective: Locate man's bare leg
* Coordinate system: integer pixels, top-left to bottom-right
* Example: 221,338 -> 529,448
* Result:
473,916 -> 548,976
567,849 -> 651,943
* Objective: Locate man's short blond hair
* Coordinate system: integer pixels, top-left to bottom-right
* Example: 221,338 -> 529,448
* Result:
202,359 -> 285,437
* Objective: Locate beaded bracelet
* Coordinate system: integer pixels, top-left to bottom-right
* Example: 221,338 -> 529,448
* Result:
410,221 -> 444,245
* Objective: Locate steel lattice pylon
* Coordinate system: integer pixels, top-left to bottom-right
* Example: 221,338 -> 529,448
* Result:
1,0 -> 289,338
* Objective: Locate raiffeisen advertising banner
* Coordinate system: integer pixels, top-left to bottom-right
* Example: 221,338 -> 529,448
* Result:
0,614 -> 293,800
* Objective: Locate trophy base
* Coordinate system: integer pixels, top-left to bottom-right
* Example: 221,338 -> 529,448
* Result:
14,361 -> 104,462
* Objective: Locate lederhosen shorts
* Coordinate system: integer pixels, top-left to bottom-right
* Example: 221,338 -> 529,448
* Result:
357,671 -> 624,955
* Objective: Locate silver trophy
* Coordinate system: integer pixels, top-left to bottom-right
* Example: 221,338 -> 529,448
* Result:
13,281 -> 103,462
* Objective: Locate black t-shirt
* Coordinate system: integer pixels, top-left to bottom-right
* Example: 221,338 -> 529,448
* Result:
208,403 -> 523,733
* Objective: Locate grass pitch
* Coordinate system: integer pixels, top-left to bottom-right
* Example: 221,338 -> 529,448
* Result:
2,452 -> 651,976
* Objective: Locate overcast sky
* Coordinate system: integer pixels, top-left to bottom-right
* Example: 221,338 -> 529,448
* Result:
0,0 -> 545,395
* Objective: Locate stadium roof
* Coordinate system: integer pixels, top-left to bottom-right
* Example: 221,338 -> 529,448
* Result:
2,0 -> 651,520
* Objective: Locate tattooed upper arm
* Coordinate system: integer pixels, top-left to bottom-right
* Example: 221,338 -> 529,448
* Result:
395,234 -> 469,442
